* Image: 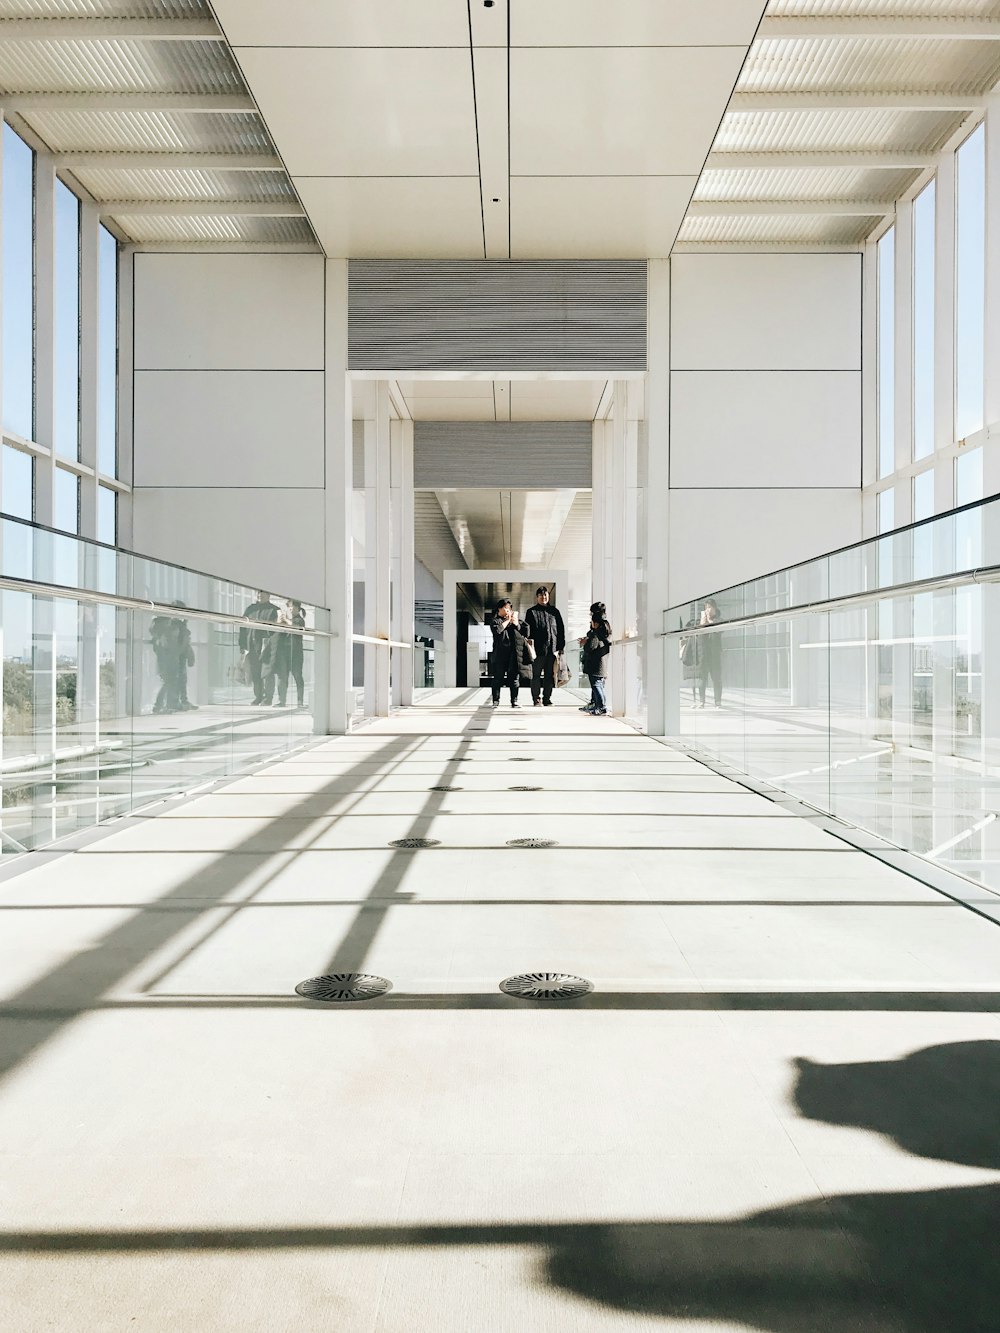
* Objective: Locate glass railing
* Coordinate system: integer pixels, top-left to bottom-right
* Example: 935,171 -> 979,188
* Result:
0,514 -> 331,855
662,491 -> 1000,894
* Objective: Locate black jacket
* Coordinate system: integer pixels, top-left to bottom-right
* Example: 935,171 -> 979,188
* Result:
581,620 -> 612,678
490,617 -> 533,683
523,604 -> 565,656
239,599 -> 280,658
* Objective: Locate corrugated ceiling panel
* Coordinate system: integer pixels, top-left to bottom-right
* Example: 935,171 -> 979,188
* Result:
74,166 -> 297,200
415,423 -> 593,489
117,213 -> 314,244
0,37 -> 236,94
766,2 -> 1000,16
695,164 -> 918,200
677,212 -> 876,244
0,1 -> 211,16
741,35 -> 1000,93
714,106 -> 966,152
24,108 -> 271,152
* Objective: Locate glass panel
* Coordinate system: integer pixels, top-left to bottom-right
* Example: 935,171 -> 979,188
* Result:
97,485 -> 116,545
2,125 -> 34,440
3,445 -> 33,519
877,488 -> 894,534
955,449 -> 983,506
912,469 -> 934,522
912,180 -> 935,460
54,467 -> 79,534
97,225 -> 117,477
955,123 -> 985,441
878,227 -> 895,478
54,180 -> 80,459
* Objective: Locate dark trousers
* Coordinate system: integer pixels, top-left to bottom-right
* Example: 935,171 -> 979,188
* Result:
492,659 -> 520,704
699,662 -> 722,707
531,651 -> 557,703
278,664 -> 304,706
250,652 -> 276,704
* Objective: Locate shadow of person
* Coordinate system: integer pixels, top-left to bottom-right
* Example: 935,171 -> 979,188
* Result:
544,1041 -> 1000,1332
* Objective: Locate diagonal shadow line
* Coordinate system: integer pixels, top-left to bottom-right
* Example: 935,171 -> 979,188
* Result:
0,899 -> 965,912
0,731 -> 423,1088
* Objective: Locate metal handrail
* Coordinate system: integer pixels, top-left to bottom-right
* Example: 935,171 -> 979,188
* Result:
0,574 -> 334,636
352,634 -> 413,649
658,562 -> 1000,638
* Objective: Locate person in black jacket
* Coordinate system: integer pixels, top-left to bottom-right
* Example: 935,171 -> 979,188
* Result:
239,590 -> 281,706
489,599 -> 530,708
522,585 -> 566,707
274,599 -> 306,708
579,605 -> 612,715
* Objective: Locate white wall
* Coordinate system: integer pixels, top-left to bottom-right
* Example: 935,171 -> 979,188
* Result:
131,253 -> 328,604
664,252 -> 863,606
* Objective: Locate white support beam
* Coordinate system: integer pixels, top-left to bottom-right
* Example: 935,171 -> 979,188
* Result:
56,152 -> 283,172
687,199 -> 894,217
706,151 -> 935,171
672,241 -> 864,253
324,260 -> 353,736
2,92 -> 254,112
101,199 -> 304,217
0,18 -> 220,39
728,92 -> 985,112
131,242 -> 319,254
758,16 -> 1000,40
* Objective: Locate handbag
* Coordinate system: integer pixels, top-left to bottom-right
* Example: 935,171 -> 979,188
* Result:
556,651 -> 571,687
524,639 -> 537,662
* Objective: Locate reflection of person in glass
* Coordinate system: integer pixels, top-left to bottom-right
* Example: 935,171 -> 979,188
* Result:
239,590 -> 280,706
275,599 -> 306,708
150,602 -> 196,714
698,597 -> 723,709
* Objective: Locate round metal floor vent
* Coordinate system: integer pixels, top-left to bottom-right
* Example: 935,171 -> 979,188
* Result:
295,973 -> 392,1003
429,785 -> 462,792
509,785 -> 542,792
500,973 -> 593,1001
506,837 -> 557,848
389,837 -> 441,849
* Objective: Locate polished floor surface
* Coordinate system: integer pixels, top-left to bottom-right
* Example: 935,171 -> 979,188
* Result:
1,691 -> 999,1331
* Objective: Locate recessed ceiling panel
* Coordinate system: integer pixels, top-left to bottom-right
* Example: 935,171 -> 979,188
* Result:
399,381 -> 496,401
408,398 -> 498,422
235,49 -> 478,176
213,0 -> 469,47
511,176 -> 694,258
510,47 -> 748,176
510,380 -> 607,420
296,178 -> 483,259
513,0 -> 767,47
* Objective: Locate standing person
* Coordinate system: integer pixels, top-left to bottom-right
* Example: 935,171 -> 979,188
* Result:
274,599 -> 306,708
523,585 -> 565,707
579,607 -> 612,716
150,611 -> 182,714
489,598 -> 530,709
172,601 -> 198,712
239,590 -> 280,706
679,608 -> 702,707
698,597 -> 723,709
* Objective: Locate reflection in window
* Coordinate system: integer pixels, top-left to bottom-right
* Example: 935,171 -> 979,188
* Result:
912,181 -> 935,460
98,225 -> 117,477
955,450 -> 983,568
912,469 -> 934,522
55,180 -> 80,459
956,124 -> 985,441
54,466 -> 78,534
877,487 -> 894,533
3,445 -> 33,519
97,485 -> 116,545
878,227 -> 895,477
2,125 -> 34,440
912,470 -> 934,579
955,448 -> 983,506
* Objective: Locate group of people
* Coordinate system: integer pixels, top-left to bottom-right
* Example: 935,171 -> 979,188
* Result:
488,586 -> 612,716
239,591 -> 307,708
680,596 -> 723,708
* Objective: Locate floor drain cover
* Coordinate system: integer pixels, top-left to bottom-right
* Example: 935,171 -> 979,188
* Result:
509,757 -> 534,762
429,785 -> 462,792
389,837 -> 441,849
500,973 -> 593,1001
295,973 -> 392,1003
510,740 -> 529,744
509,785 -> 542,792
506,837 -> 557,848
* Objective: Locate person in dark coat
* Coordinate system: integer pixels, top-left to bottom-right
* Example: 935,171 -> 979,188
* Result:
522,585 -> 566,707
579,605 -> 612,715
275,599 -> 306,708
150,612 -> 183,714
489,598 -> 531,708
698,597 -> 723,709
239,590 -> 281,706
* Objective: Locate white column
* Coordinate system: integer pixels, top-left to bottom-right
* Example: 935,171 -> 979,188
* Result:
647,260 -> 673,734
443,574 -> 458,688
323,260 -> 353,735
391,418 -> 415,707
894,196 -> 915,485
608,381 -> 629,716
78,200 -> 99,541
364,380 -> 391,717
116,246 -> 135,549
34,158 -> 56,527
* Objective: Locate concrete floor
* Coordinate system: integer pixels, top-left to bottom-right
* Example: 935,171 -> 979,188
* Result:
1,691 -> 999,1332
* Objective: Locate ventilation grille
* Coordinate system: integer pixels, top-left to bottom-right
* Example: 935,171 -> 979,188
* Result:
348,260 -> 646,372
414,422 -> 592,489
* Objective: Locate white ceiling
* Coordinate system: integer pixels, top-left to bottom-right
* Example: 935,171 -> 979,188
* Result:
211,0 -> 767,259
390,378 -> 609,423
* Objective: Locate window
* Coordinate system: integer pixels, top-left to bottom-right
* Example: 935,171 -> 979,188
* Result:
912,182 -> 935,460
98,225 -> 117,477
912,469 -> 934,522
54,179 -> 80,459
955,124 -> 985,441
955,449 -> 983,506
97,485 -> 116,545
878,227 -> 895,477
2,445 -> 32,519
878,487 -> 894,533
54,466 -> 78,534
2,125 -> 34,440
